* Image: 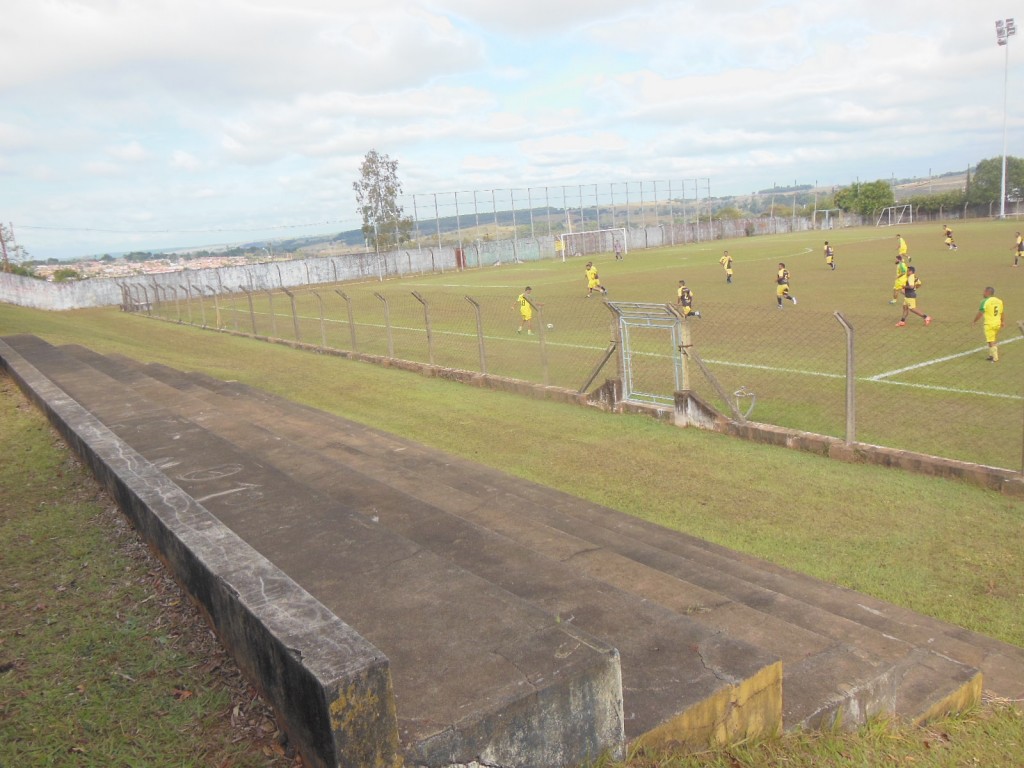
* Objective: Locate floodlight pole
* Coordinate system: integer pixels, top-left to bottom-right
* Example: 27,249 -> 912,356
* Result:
996,18 -> 1017,219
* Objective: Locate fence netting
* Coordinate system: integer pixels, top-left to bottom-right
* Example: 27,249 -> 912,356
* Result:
145,288 -> 1024,473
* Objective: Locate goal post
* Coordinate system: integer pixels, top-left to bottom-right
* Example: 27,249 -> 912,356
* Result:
558,227 -> 628,261
876,205 -> 913,227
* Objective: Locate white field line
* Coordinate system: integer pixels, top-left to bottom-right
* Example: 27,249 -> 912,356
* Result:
235,309 -> 1023,400
868,335 -> 1024,381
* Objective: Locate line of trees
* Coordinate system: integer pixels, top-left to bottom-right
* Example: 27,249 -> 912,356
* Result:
830,156 -> 1024,217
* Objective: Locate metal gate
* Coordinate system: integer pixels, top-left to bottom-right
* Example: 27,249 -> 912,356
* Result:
608,302 -> 686,406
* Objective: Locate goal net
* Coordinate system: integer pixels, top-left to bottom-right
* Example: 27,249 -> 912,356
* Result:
558,227 -> 628,260
876,205 -> 913,227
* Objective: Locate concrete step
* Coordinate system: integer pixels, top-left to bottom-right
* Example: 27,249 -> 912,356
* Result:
174,367 -> 1024,706
75,348 -> 1007,731
55,344 -> 784,746
0,336 -> 628,768
4,337 -> 786,765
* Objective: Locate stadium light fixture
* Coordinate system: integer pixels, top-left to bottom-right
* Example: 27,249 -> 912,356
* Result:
996,18 -> 1016,218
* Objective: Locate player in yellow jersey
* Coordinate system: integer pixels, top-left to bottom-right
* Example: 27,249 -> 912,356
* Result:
890,254 -> 908,303
895,266 -> 931,326
514,286 -> 539,334
719,250 -> 734,283
775,263 -> 797,308
823,241 -> 835,270
676,280 -> 701,318
973,287 -> 1005,362
943,224 -> 958,251
896,233 -> 908,262
584,262 -> 607,297
554,237 -> 565,262
1014,232 -> 1022,267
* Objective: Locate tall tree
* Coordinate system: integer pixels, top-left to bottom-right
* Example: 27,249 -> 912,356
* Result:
833,180 -> 895,217
352,150 -> 412,251
965,156 -> 1024,206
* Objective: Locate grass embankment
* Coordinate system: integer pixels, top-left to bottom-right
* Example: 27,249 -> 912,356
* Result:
0,377 -> 299,767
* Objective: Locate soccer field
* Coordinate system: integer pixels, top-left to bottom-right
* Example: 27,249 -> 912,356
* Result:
176,219 -> 1024,470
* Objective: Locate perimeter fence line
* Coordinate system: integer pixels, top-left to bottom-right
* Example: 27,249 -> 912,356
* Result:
132,284 -> 1024,475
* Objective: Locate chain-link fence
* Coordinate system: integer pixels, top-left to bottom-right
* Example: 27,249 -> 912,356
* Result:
145,283 -> 619,394
677,304 -> 1024,472
138,284 -> 1024,474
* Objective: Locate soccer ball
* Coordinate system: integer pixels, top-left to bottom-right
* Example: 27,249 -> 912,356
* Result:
546,323 -> 554,329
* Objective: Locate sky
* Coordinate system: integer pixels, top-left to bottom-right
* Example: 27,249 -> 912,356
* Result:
2,0 -> 1022,260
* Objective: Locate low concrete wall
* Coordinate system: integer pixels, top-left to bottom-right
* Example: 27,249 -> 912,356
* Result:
668,391 -> 1024,496
0,338 -> 401,768
0,238 -> 556,311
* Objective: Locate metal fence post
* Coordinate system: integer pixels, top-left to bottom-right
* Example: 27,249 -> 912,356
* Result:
374,292 -> 394,358
834,311 -> 856,445
265,290 -> 278,338
151,283 -> 163,319
206,287 -> 221,329
192,285 -> 207,328
282,288 -> 301,342
666,303 -> 690,392
178,285 -> 191,325
533,299 -> 549,386
312,291 -> 327,349
411,291 -> 434,366
336,290 -> 357,352
239,286 -> 257,336
1019,320 -> 1024,475
464,296 -> 487,374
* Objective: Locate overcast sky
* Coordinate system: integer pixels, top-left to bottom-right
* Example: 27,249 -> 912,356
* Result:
2,0 -> 1021,260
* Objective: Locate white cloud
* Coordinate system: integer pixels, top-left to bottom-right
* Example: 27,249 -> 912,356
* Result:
171,150 -> 203,172
3,0 -> 1023,258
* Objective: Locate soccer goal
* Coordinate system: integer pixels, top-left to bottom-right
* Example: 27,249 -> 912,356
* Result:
876,205 -> 913,227
558,227 -> 628,261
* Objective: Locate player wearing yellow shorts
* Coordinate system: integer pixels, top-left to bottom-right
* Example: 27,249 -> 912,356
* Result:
515,286 -> 538,334
973,287 -> 1005,362
896,233 -> 908,262
891,255 -> 908,303
896,266 -> 931,326
943,225 -> 958,251
676,280 -> 701,318
823,241 -> 835,270
719,250 -> 734,283
775,263 -> 797,308
585,262 -> 607,297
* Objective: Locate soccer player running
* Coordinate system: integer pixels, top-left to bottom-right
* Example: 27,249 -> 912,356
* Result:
973,287 -> 1005,362
584,261 -> 608,297
943,225 -> 958,251
823,241 -> 835,270
676,280 -> 702,318
775,263 -> 797,309
514,286 -> 539,334
891,254 -> 908,304
719,250 -> 734,283
896,233 -> 909,263
1014,232 -> 1022,267
895,266 -> 931,327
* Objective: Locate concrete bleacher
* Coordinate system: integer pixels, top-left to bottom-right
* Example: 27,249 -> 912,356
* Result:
2,334 -> 1022,768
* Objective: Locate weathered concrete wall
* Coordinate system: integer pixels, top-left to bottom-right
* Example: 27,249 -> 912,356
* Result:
0,238 -> 556,311
0,337 -> 402,768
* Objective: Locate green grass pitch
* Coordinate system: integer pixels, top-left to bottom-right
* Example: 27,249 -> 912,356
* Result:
187,219 -> 1024,470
